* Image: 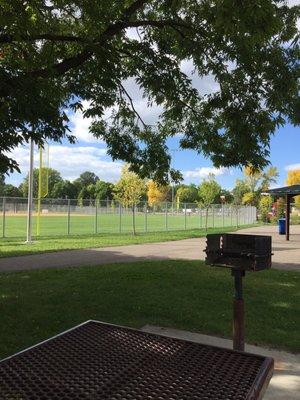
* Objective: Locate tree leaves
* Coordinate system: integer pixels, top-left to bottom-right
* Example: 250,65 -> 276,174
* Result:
0,0 -> 299,183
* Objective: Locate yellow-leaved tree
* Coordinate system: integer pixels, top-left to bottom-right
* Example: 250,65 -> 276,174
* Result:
286,170 -> 300,207
113,165 -> 146,235
147,180 -> 168,207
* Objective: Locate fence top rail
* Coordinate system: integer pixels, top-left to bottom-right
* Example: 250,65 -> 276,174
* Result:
0,196 -> 256,209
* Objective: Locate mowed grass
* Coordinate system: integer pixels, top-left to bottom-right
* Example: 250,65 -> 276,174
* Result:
0,260 -> 299,359
0,212 -> 248,238
0,226 -> 254,258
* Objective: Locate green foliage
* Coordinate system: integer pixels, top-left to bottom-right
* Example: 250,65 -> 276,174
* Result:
1,1 -> 299,182
94,180 -> 114,201
20,168 -> 63,198
220,189 -> 234,204
176,184 -> 199,203
232,180 -> 251,205
276,197 -> 285,220
0,175 -> 5,195
73,172 -> 99,189
233,166 -> 279,206
51,180 -> 78,199
0,175 -> 22,197
1,184 -> 22,197
113,166 -> 146,208
244,166 -> 279,193
198,175 -> 222,207
259,195 -> 273,222
113,165 -> 146,234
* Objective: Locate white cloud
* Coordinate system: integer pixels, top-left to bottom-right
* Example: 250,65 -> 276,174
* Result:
180,60 -> 220,95
183,166 -> 229,179
285,163 -> 300,171
6,144 -> 123,183
68,100 -> 105,143
287,0 -> 300,6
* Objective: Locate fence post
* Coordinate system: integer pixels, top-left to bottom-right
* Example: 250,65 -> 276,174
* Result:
199,207 -> 202,229
95,202 -> 98,234
212,205 -> 215,228
165,202 -> 168,231
119,203 -> 122,233
222,204 -> 225,227
67,199 -> 71,235
184,203 -> 187,230
144,203 -> 147,232
2,197 -> 6,238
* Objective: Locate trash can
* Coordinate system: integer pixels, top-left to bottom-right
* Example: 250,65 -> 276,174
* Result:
278,218 -> 286,235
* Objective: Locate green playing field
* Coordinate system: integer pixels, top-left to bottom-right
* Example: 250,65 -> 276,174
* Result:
0,208 -> 252,237
0,211 -> 248,238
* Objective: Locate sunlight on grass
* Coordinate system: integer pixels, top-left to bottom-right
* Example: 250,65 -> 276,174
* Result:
0,225 -> 257,258
0,260 -> 299,359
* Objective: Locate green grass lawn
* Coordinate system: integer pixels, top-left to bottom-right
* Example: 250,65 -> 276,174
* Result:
0,260 -> 299,359
0,211 -> 251,238
0,226 -> 255,258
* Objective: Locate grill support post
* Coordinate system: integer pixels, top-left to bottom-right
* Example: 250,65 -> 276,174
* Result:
232,269 -> 245,351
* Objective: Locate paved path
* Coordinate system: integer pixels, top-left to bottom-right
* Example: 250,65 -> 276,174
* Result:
0,225 -> 299,272
141,325 -> 300,400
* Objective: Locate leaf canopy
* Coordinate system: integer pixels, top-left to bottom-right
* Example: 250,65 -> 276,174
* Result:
1,0 -> 299,183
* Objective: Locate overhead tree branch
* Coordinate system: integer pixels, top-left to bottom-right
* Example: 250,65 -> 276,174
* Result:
0,33 -> 89,44
9,1 -> 150,80
122,0 -> 150,20
119,82 -> 147,127
25,18 -> 192,79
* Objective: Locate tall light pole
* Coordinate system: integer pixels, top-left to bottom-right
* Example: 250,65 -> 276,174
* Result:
169,148 -> 181,214
26,139 -> 34,243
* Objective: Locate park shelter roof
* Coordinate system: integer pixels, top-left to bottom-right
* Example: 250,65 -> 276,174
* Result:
267,185 -> 300,197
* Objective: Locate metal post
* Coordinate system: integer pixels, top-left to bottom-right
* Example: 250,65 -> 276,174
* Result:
199,207 -> 202,229
184,203 -> 187,230
171,185 -> 174,215
67,199 -> 71,235
26,139 -> 34,243
144,203 -> 147,232
36,146 -> 42,236
119,203 -> 122,233
2,197 -> 6,238
232,269 -> 245,352
222,204 -> 225,227
165,202 -> 168,231
285,194 -> 290,241
95,202 -> 98,234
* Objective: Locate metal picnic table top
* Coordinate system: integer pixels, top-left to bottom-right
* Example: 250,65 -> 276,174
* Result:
0,320 -> 273,399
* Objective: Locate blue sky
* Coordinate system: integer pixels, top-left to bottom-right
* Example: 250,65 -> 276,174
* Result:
168,122 -> 300,189
5,0 -> 300,190
6,120 -> 299,190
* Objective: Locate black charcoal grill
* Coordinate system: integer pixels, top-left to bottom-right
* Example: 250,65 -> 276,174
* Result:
205,233 -> 272,351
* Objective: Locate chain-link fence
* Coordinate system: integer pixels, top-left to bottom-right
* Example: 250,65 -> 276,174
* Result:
0,197 -> 257,238
290,205 -> 300,225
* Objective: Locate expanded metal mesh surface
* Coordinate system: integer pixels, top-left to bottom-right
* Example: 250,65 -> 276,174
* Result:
0,321 -> 273,399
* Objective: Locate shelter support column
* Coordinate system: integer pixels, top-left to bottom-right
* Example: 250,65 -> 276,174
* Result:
285,194 -> 290,241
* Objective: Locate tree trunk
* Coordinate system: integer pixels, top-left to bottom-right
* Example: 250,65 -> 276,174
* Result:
132,205 -> 136,235
205,207 -> 209,231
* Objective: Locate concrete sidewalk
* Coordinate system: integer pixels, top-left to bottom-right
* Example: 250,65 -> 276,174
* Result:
141,325 -> 300,400
0,225 -> 299,272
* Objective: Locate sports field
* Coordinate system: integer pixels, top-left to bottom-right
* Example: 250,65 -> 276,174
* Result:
0,210 -> 254,238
